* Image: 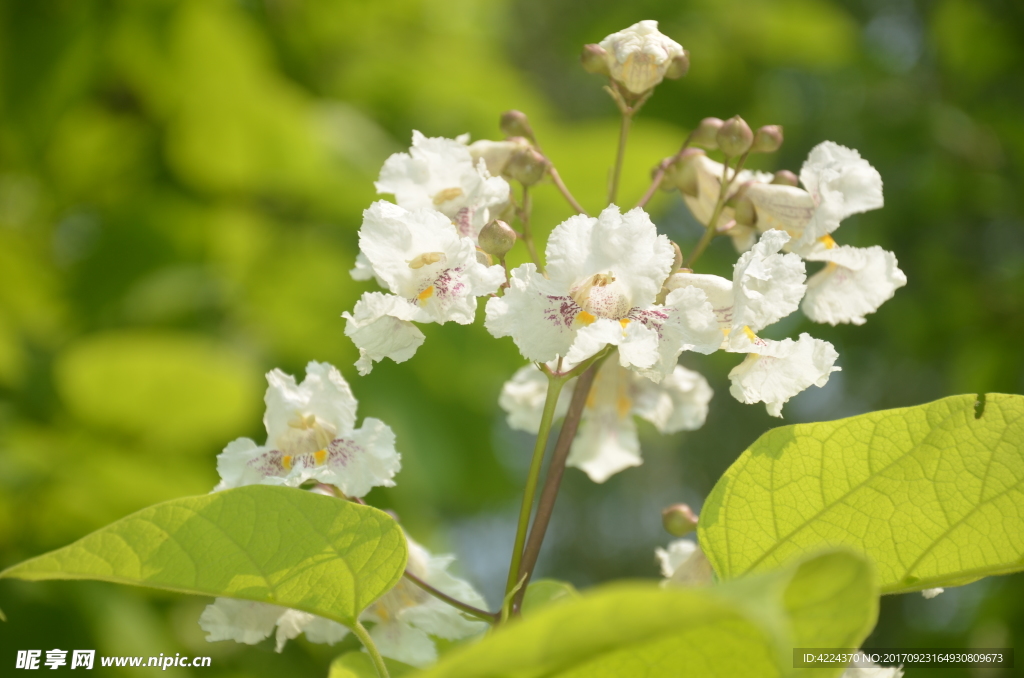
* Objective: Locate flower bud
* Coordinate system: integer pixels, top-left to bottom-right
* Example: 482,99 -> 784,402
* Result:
478,219 -> 516,258
662,503 -> 699,537
580,44 -> 610,76
664,148 -> 706,197
733,196 -> 756,226
750,125 -> 784,153
771,169 -> 799,187
664,49 -> 690,80
716,116 -> 754,157
500,110 -> 536,143
671,241 -> 683,271
506,146 -> 548,186
689,117 -> 724,150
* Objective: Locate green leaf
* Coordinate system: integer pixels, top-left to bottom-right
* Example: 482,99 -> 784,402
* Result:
417,550 -> 876,678
700,393 -> 1024,594
329,652 -> 413,678
0,486 -> 407,627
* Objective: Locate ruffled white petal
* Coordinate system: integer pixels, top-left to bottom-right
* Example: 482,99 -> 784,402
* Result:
598,20 -> 684,94
264,361 -> 358,445
375,131 -> 509,239
547,206 -> 674,309
743,182 -> 816,242
343,292 -> 427,375
655,540 -> 715,586
199,599 -> 284,646
349,251 -> 387,287
732,230 -> 806,332
485,265 -> 578,363
370,620 -> 437,668
728,333 -> 840,417
798,141 -> 883,246
498,365 -> 572,433
566,360 -> 641,483
308,418 -> 400,497
802,245 -> 906,325
213,438 -> 276,492
921,587 -> 944,599
633,364 -> 712,433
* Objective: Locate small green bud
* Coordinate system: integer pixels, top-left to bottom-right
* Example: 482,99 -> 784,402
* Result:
716,115 -> 754,157
580,44 -> 610,76
690,117 -> 724,150
665,148 -> 706,197
771,169 -> 799,187
664,49 -> 690,80
500,110 -> 536,142
750,125 -> 784,153
505,146 -> 548,186
478,220 -> 516,258
662,503 -> 699,537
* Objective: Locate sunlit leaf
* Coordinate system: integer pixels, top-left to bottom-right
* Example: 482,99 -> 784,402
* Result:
700,394 -> 1024,593
0,486 -> 407,628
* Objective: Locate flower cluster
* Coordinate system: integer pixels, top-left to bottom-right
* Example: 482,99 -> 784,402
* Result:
204,363 -> 486,665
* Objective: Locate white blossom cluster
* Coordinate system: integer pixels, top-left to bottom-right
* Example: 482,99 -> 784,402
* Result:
203,362 -> 486,666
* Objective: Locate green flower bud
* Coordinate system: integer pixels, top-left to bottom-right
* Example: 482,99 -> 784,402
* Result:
580,44 -> 610,76
505,147 -> 548,186
750,125 -> 784,153
664,148 -> 706,197
662,503 -> 699,537
690,117 -> 724,150
771,169 -> 799,186
478,220 -> 516,258
500,110 -> 536,142
716,115 -> 754,157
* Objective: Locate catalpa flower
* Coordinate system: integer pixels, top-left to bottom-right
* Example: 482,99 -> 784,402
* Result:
199,535 -> 486,667
598,21 -> 686,94
344,201 -> 505,374
799,241 -> 907,326
666,230 -> 840,417
376,131 -> 510,240
500,358 -> 712,482
214,361 -> 400,498
655,539 -> 714,586
486,205 -> 720,381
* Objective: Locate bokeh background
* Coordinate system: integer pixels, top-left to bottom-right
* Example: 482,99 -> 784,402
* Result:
1,0 -> 1022,675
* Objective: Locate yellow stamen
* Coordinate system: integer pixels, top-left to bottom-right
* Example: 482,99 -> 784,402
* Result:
818,234 -> 837,249
432,187 -> 464,205
417,285 -> 435,301
742,326 -> 758,342
576,311 -> 596,326
314,449 -> 327,466
408,252 -> 445,269
282,455 -> 293,471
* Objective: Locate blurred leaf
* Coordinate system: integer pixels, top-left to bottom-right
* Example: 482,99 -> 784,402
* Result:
1,486 -> 407,628
53,331 -> 262,450
520,578 -> 579,615
700,394 -> 1024,593
329,651 -> 413,678
418,550 -> 875,678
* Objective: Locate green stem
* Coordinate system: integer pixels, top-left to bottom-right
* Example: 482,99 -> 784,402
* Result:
404,571 -> 498,624
352,620 -> 389,678
549,166 -> 589,216
503,374 -> 566,608
683,152 -> 749,268
609,110 -> 633,205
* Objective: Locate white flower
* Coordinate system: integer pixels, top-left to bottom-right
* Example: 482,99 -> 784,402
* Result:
343,201 -> 505,373
801,243 -> 907,326
486,205 -> 720,381
598,21 -> 685,94
375,131 -> 510,240
727,332 -> 840,417
667,229 -> 807,343
655,539 -> 715,586
198,535 -> 486,667
679,153 -> 774,252
499,358 -> 711,483
214,361 -> 400,497
744,141 -> 883,251
921,587 -> 944,599
467,137 -> 532,178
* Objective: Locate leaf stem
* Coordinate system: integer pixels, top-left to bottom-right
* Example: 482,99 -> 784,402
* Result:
609,109 -> 632,205
352,620 -> 390,678
404,571 -> 498,623
503,373 -> 567,608
511,355 -> 606,613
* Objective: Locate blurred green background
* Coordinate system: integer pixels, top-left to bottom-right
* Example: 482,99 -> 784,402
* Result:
0,0 -> 1021,675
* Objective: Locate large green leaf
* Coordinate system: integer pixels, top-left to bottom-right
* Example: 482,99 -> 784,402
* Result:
417,550 -> 876,678
0,485 -> 406,627
700,393 -> 1024,594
